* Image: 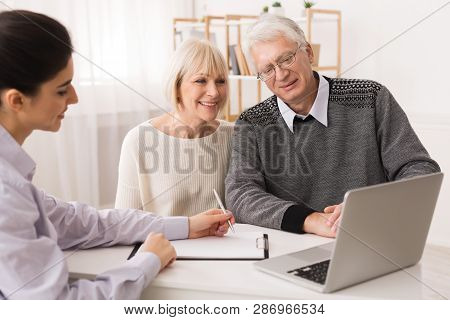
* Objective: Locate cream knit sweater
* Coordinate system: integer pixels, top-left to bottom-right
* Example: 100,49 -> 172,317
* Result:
115,119 -> 234,217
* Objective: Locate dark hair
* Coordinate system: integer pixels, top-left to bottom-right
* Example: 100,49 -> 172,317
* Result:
0,10 -> 73,99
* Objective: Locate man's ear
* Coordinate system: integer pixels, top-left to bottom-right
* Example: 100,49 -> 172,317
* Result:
2,89 -> 27,112
305,43 -> 315,65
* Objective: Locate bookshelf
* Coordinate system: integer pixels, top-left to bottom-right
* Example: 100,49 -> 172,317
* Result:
305,9 -> 342,76
173,9 -> 342,121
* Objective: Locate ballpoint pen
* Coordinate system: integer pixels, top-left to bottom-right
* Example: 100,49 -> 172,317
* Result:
213,188 -> 235,233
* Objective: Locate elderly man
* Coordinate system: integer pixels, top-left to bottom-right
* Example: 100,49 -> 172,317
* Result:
225,14 -> 440,237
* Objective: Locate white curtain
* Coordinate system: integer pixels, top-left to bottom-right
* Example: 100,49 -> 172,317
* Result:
4,0 -> 193,207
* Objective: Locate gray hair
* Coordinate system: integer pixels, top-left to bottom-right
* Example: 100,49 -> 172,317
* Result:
244,14 -> 308,68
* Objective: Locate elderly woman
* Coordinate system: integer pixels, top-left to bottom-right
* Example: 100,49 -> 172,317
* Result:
115,39 -> 234,216
0,10 -> 234,300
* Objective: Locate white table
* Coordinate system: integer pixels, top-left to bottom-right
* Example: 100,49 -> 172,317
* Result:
65,224 -> 450,300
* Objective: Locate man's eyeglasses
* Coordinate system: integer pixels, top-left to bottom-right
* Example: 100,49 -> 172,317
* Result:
256,46 -> 302,82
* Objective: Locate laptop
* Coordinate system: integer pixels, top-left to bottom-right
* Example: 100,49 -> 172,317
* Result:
254,172 -> 444,293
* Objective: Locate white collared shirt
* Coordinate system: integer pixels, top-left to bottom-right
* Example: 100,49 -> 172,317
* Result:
277,73 -> 329,132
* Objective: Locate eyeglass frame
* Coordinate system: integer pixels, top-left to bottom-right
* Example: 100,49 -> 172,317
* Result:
256,45 -> 303,82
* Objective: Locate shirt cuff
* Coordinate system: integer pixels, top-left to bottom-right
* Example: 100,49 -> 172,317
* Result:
128,252 -> 161,287
281,204 -> 315,234
162,216 -> 189,240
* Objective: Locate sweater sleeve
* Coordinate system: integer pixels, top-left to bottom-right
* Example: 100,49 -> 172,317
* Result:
375,85 -> 440,180
225,119 -> 314,233
115,128 -> 143,210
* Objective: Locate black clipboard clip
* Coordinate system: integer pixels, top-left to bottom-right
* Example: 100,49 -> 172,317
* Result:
256,234 -> 269,259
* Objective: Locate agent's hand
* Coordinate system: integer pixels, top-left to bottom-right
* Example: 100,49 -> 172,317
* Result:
140,232 -> 176,271
303,212 -> 337,238
324,203 -> 343,233
188,209 -> 235,239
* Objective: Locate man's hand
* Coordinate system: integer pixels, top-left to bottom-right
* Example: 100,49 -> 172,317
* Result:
303,203 -> 343,237
188,209 -> 235,239
303,212 -> 337,238
324,203 -> 343,233
140,232 -> 176,271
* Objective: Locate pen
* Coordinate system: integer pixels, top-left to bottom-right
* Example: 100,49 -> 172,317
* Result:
213,188 -> 235,233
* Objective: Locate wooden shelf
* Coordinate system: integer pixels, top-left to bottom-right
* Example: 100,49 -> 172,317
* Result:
174,16 -> 338,29
306,8 -> 342,77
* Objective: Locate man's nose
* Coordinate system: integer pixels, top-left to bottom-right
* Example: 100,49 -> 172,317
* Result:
274,65 -> 289,81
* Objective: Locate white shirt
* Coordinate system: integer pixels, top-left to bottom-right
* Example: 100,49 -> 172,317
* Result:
277,73 -> 329,132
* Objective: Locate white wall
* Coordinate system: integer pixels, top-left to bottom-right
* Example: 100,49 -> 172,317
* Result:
194,0 -> 450,247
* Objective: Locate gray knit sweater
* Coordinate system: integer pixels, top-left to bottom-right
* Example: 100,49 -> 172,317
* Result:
225,77 -> 440,233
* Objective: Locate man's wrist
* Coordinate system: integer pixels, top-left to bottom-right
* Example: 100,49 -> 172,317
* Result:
302,212 -> 317,234
281,204 -> 315,234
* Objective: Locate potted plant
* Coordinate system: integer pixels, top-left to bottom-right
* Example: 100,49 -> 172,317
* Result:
302,1 -> 316,17
269,2 -> 285,16
262,5 -> 269,14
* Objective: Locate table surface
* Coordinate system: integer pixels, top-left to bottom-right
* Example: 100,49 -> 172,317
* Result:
65,224 -> 450,300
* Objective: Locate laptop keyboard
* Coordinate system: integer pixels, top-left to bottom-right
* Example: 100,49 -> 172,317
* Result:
287,260 -> 330,285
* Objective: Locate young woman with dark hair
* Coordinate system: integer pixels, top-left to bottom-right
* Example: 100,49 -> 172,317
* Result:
0,10 -> 234,300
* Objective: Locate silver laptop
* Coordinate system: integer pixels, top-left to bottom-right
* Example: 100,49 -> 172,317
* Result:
254,173 -> 444,293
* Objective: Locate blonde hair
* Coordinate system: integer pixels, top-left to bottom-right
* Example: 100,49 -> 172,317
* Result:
164,38 -> 229,110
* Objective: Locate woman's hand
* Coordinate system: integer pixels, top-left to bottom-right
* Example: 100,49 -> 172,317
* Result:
188,209 -> 235,239
139,232 -> 176,271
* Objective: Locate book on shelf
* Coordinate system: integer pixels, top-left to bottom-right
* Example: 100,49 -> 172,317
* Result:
234,45 -> 251,76
228,45 -> 241,75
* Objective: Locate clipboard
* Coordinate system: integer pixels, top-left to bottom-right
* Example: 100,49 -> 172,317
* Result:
128,232 -> 269,261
